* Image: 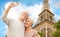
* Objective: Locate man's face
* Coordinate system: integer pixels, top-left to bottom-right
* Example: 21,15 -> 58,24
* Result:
19,11 -> 28,21
20,12 -> 28,20
24,18 -> 32,28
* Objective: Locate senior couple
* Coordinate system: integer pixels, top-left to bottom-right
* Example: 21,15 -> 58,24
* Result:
2,2 -> 39,37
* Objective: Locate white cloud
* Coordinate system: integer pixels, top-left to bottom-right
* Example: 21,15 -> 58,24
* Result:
54,2 -> 60,8
54,15 -> 60,21
49,0 -> 60,21
49,0 -> 54,3
49,0 -> 58,3
26,3 -> 42,16
49,0 -> 60,8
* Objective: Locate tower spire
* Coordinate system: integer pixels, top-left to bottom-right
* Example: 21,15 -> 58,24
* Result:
43,0 -> 50,10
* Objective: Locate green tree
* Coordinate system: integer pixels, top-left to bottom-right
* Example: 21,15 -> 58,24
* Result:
52,20 -> 60,37
38,32 -> 44,37
52,31 -> 60,37
54,20 -> 60,30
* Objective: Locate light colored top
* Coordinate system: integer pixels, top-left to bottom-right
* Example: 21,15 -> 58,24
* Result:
24,30 -> 39,37
2,11 -> 24,37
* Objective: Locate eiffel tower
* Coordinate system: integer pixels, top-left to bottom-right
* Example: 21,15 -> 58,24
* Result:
33,0 -> 56,37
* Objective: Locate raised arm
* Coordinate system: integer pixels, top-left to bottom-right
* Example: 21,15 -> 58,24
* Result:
2,2 -> 18,24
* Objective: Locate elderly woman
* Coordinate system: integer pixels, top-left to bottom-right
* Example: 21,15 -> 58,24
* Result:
24,16 -> 39,37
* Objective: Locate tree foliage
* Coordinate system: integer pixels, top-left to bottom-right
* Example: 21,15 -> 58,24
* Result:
38,32 -> 44,37
52,20 -> 60,37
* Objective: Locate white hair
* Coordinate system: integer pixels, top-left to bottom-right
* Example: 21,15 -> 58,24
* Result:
28,16 -> 34,24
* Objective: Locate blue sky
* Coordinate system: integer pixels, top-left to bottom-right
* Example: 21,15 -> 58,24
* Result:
0,0 -> 60,37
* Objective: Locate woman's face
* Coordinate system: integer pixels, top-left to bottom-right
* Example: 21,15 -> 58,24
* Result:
24,18 -> 32,28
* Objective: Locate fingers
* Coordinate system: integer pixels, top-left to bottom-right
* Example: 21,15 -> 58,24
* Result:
8,2 -> 19,8
12,2 -> 19,7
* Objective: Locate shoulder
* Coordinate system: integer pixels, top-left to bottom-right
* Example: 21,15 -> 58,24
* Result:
32,29 -> 38,36
33,29 -> 37,33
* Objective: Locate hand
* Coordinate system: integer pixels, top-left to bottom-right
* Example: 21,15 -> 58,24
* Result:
8,2 -> 19,8
4,2 -> 19,13
19,11 -> 28,22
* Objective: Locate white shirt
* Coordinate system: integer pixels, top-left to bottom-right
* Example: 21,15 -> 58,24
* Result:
2,5 -> 24,37
9,19 -> 24,37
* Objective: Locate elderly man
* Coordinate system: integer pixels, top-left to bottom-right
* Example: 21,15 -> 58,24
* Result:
2,2 -> 28,37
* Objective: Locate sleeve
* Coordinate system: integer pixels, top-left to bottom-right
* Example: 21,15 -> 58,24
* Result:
33,30 -> 40,37
2,11 -> 9,24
